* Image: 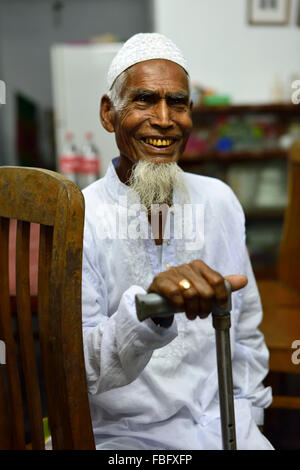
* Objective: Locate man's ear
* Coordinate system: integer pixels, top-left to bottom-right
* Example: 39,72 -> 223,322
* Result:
100,94 -> 115,133
189,100 -> 193,111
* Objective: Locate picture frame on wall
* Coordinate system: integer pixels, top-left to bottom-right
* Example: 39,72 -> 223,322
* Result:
248,0 -> 291,25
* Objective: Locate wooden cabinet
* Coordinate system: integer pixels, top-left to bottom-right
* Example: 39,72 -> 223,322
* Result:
179,103 -> 300,278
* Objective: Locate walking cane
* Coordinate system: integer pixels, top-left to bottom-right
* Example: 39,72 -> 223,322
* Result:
135,280 -> 237,450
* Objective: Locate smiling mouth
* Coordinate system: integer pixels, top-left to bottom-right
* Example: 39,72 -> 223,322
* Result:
141,137 -> 177,148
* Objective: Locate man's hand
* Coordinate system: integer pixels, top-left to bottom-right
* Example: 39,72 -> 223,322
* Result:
148,260 -> 248,321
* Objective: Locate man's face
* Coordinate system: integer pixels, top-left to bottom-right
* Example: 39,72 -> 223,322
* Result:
110,59 -> 193,176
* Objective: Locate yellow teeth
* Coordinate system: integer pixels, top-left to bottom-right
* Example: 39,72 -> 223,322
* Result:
145,138 -> 172,147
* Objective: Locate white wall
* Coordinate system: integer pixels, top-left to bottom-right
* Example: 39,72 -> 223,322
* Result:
154,0 -> 300,103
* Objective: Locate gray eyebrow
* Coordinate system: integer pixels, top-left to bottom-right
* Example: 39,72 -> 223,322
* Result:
128,89 -> 159,99
167,91 -> 189,98
166,91 -> 189,102
128,88 -> 189,101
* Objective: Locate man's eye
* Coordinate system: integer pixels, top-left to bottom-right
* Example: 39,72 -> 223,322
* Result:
135,95 -> 150,103
173,99 -> 186,105
167,98 -> 186,107
134,94 -> 158,104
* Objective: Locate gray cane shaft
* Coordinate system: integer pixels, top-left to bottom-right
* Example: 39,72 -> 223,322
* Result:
215,328 -> 237,450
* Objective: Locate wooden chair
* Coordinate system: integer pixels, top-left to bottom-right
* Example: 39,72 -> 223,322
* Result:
258,141 -> 300,410
0,167 -> 95,449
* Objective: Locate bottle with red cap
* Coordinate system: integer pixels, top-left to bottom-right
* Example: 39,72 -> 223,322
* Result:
59,132 -> 79,184
77,132 -> 101,189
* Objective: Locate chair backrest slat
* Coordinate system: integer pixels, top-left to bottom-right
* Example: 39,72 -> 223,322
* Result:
0,218 -> 14,450
37,223 -> 62,449
0,217 -> 26,449
15,221 -> 45,450
0,365 -> 13,449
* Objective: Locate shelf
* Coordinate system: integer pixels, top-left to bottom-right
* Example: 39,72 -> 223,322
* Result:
245,208 -> 285,220
183,102 -> 295,276
180,148 -> 287,164
192,103 -> 300,116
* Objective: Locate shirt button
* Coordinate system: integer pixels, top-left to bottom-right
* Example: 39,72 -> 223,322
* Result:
166,263 -> 170,269
167,240 -> 171,245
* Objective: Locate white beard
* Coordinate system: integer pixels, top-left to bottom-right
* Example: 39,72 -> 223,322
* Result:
127,160 -> 188,212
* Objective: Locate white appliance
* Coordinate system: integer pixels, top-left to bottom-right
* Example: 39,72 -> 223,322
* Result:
50,42 -> 123,176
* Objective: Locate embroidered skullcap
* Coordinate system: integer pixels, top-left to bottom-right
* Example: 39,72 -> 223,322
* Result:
107,33 -> 188,90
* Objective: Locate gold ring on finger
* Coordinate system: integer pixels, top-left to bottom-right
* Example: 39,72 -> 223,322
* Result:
178,279 -> 192,290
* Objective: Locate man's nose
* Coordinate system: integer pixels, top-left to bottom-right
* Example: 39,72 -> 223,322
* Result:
150,99 -> 173,129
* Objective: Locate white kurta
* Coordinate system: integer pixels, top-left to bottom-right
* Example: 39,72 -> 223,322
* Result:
82,158 -> 273,450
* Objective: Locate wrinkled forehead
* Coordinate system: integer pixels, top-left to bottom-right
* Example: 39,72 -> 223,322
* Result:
123,59 -> 190,95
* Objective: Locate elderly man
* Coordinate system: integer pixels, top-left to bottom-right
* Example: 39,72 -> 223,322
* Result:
81,33 -> 273,450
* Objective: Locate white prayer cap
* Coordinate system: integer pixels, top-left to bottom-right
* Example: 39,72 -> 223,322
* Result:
107,33 -> 188,90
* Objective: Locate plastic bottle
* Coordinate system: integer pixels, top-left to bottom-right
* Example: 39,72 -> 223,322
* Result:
270,77 -> 283,103
59,132 -> 79,184
77,132 -> 101,189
